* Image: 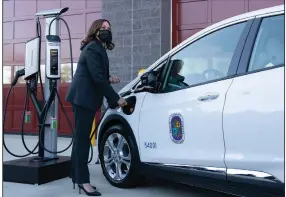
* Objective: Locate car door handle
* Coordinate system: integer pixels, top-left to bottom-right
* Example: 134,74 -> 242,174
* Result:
197,93 -> 219,102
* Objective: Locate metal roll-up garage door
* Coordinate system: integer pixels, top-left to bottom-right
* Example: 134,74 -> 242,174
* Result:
172,0 -> 284,48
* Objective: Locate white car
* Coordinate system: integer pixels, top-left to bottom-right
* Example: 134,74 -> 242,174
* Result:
97,5 -> 284,197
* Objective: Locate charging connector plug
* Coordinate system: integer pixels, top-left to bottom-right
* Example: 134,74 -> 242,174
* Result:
11,68 -> 25,87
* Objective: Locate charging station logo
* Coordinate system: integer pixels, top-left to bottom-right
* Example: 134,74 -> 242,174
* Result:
169,113 -> 184,144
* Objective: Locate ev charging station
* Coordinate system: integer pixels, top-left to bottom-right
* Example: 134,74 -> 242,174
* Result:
3,7 -> 73,185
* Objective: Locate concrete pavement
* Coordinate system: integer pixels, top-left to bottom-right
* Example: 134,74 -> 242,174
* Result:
3,135 -> 232,197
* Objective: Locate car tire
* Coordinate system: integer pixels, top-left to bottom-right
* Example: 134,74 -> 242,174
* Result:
99,124 -> 141,188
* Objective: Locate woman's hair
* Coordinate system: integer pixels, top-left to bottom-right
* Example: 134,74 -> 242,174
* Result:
80,19 -> 114,50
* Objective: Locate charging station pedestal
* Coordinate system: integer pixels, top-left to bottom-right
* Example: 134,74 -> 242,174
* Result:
3,8 -> 71,185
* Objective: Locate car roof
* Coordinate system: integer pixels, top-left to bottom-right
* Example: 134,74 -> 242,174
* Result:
119,4 -> 284,94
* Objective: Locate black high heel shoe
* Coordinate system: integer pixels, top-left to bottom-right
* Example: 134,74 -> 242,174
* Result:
73,183 -> 96,190
78,184 -> 101,196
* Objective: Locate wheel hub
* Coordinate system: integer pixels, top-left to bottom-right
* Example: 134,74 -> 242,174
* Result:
113,151 -> 120,161
103,133 -> 131,181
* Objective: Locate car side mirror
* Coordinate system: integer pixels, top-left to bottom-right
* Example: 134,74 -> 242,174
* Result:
140,71 -> 157,87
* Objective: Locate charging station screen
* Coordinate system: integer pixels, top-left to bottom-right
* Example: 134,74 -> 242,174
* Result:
50,49 -> 58,75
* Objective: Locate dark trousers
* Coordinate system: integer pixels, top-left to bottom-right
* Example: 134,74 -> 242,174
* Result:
71,104 -> 96,184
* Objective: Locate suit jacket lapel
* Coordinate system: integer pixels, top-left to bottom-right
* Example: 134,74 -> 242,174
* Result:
95,39 -> 109,78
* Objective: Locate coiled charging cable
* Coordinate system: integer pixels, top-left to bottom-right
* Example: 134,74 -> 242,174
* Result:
3,85 -> 38,157
3,77 -> 47,157
3,17 -> 44,157
4,19 -> 43,157
37,85 -> 75,154
20,84 -> 39,155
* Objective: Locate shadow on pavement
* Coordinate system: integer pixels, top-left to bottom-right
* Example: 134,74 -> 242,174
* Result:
135,178 -> 234,197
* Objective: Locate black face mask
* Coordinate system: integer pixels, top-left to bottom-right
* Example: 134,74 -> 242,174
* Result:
98,29 -> 112,43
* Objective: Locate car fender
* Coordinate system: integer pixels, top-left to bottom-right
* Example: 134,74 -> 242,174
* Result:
97,113 -> 142,158
97,92 -> 147,156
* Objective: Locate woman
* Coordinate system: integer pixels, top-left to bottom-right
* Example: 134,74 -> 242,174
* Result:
66,19 -> 127,196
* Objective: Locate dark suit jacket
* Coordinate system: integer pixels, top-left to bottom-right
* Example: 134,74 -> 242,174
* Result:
66,39 -> 119,112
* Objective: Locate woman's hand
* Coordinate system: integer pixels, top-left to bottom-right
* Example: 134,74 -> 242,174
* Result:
117,97 -> 127,107
109,76 -> 120,84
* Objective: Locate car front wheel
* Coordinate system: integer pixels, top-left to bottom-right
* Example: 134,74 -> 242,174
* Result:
99,124 -> 141,188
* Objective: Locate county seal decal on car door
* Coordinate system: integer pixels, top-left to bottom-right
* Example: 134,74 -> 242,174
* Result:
169,113 -> 185,144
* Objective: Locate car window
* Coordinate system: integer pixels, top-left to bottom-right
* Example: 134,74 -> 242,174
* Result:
248,15 -> 284,72
162,22 -> 246,93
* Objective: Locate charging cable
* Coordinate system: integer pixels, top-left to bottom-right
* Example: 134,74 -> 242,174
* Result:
87,107 -> 109,163
36,17 -> 45,100
37,81 -> 75,154
3,69 -> 40,158
20,84 -> 39,154
48,16 -> 74,78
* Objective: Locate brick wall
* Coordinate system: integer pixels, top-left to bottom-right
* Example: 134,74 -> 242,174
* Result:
102,0 -> 165,92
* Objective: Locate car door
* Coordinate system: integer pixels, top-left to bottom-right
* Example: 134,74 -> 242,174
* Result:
138,19 -> 253,170
223,13 -> 285,185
